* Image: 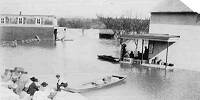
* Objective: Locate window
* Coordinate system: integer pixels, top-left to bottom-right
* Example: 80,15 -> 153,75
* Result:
36,18 -> 41,24
18,17 -> 23,24
1,18 -> 5,23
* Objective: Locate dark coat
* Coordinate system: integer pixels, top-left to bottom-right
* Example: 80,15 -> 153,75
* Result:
27,82 -> 39,96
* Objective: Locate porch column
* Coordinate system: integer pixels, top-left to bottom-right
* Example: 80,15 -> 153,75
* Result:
165,42 -> 169,69
120,38 -> 123,61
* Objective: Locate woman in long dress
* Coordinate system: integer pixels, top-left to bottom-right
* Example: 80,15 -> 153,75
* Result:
33,82 -> 51,100
0,82 -> 20,100
52,82 -> 87,100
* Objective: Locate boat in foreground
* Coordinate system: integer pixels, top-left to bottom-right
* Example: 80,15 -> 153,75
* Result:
62,75 -> 127,93
97,55 -> 120,63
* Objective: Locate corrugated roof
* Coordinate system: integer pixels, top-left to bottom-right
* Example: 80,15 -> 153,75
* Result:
151,0 -> 194,13
119,34 -> 180,42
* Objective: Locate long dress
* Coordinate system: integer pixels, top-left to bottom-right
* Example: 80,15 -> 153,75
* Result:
33,87 -> 51,100
15,74 -> 29,95
53,91 -> 88,100
0,82 -> 20,100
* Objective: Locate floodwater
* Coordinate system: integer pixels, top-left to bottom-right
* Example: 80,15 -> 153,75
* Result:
1,29 -> 200,100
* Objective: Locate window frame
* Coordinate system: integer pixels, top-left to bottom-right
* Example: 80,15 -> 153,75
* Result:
18,17 -> 23,24
36,18 -> 41,24
1,17 -> 5,24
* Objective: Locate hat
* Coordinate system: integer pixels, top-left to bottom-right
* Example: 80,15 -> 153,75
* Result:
61,82 -> 68,88
41,82 -> 48,87
30,77 -> 38,82
56,74 -> 60,78
5,69 -> 12,73
13,67 -> 27,74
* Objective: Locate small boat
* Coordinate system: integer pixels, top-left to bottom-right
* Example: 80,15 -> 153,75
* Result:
97,55 -> 119,63
120,58 -> 133,64
142,63 -> 174,71
62,75 -> 127,93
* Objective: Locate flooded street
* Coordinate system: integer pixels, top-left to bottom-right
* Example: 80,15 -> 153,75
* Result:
1,29 -> 200,100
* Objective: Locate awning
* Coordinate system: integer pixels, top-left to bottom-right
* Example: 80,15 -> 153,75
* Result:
119,33 -> 180,42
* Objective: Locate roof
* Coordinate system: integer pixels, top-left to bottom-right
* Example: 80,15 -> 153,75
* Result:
0,14 -> 56,18
99,29 -> 114,34
151,0 -> 194,13
119,33 -> 180,42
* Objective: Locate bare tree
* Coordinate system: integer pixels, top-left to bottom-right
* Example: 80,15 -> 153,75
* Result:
97,16 -> 150,50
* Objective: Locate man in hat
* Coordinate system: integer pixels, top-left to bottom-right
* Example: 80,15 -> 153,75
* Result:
1,69 -> 13,82
33,82 -> 51,100
26,77 -> 39,96
56,74 -> 62,91
11,67 -> 23,80
14,69 -> 29,95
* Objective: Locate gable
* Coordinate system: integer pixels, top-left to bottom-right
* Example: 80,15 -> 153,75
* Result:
151,0 -> 193,13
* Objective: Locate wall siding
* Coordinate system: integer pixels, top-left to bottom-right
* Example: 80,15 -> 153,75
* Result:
0,26 -> 54,41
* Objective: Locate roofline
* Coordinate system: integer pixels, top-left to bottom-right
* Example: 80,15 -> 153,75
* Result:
151,12 -> 198,14
119,34 -> 180,42
0,14 -> 56,18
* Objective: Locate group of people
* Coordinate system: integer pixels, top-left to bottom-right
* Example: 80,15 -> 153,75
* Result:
0,67 -> 68,100
151,57 -> 174,67
0,40 -> 18,47
121,43 -> 149,61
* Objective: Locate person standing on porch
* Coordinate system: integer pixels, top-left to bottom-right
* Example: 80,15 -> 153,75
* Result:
129,51 -> 134,58
120,44 -> 127,61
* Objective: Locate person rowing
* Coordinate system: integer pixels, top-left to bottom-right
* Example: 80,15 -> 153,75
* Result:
56,74 -> 68,91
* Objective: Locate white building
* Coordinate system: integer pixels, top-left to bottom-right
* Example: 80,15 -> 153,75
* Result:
149,0 -> 200,70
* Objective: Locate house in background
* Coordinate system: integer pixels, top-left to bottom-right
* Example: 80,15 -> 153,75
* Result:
149,0 -> 200,70
0,12 -> 57,41
99,29 -> 115,39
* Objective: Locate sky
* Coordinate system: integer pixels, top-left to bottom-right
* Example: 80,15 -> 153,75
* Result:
0,0 -> 199,18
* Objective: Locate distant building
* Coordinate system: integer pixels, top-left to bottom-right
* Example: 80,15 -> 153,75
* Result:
99,29 -> 114,39
119,0 -> 200,70
149,0 -> 200,69
0,13 -> 57,41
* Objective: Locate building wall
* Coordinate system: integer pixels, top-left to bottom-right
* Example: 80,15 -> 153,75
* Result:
0,14 -> 57,41
148,41 -> 173,60
0,26 -> 54,41
150,13 -> 199,25
149,21 -> 200,71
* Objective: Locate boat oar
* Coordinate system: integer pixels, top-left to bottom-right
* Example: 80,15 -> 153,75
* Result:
82,82 -> 95,85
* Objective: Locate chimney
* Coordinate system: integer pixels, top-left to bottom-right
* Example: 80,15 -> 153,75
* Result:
19,11 -> 22,16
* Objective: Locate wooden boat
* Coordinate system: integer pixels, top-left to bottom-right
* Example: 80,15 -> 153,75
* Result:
142,63 -> 174,71
62,75 -> 127,93
97,55 -> 119,63
120,58 -> 133,64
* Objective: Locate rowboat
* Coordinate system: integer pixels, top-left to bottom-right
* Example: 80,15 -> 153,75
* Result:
62,75 -> 127,93
97,55 -> 119,63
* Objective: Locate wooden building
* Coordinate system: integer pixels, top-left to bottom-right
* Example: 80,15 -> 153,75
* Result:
99,29 -> 115,39
0,13 -> 57,41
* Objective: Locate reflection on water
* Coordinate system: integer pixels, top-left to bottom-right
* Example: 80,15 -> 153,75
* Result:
0,29 -> 200,100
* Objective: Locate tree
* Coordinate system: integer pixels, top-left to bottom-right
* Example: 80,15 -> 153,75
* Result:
97,16 -> 150,51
